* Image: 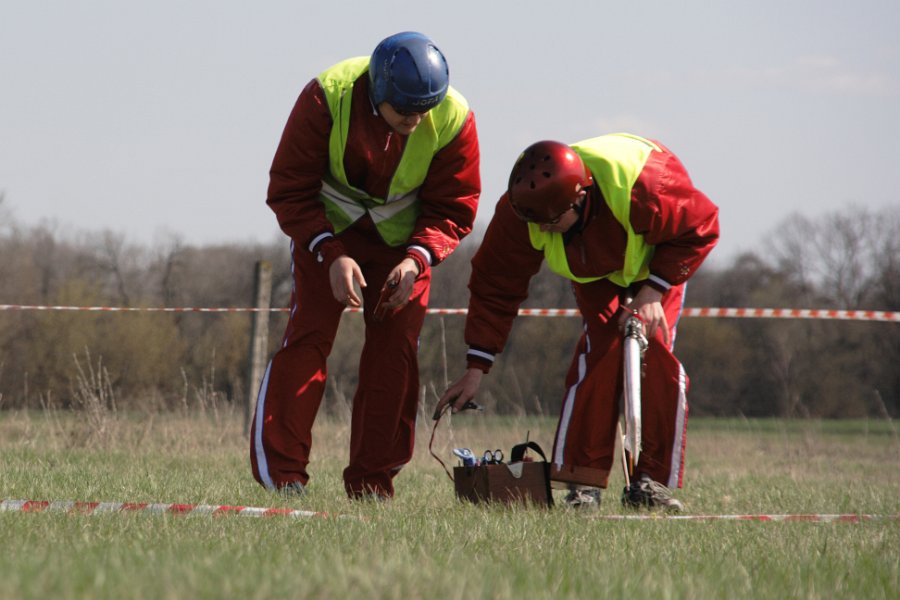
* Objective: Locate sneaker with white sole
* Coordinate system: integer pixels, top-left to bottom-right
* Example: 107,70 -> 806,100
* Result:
564,486 -> 602,509
621,475 -> 683,512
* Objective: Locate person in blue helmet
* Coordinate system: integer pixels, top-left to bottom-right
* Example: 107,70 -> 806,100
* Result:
251,32 -> 481,500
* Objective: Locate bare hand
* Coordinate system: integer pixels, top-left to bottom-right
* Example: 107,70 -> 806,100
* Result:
618,286 -> 670,346
433,368 -> 484,419
378,257 -> 420,311
329,255 -> 366,307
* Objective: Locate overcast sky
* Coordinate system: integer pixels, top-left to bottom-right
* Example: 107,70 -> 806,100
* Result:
1,1 -> 898,266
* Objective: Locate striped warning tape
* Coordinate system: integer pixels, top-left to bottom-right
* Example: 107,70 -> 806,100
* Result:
589,513 -> 900,522
2,499 -> 896,522
0,305 -> 896,321
0,305 -> 274,314
681,307 -> 898,322
0,498 -> 336,520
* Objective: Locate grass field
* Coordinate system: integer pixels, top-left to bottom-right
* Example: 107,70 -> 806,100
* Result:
1,406 -> 898,599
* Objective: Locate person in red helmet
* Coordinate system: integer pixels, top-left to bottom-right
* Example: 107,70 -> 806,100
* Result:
252,32 -> 481,500
435,134 -> 718,511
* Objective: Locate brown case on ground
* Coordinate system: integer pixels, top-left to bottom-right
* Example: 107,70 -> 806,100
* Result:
453,462 -> 553,506
453,441 -> 554,507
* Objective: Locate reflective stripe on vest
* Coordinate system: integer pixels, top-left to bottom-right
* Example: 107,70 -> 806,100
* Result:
527,133 -> 659,288
317,57 -> 470,246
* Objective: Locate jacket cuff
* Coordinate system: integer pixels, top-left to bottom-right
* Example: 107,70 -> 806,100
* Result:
466,347 -> 495,374
405,245 -> 432,276
644,274 -> 672,294
313,237 -> 347,272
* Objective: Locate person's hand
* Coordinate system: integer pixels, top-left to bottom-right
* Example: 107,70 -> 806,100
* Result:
618,286 -> 670,346
433,368 -> 484,419
329,255 -> 366,307
378,257 -> 420,311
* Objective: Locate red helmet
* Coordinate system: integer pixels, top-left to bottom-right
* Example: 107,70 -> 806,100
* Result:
507,141 -> 593,223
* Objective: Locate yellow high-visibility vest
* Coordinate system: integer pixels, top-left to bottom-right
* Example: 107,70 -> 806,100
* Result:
527,133 -> 659,287
317,57 -> 470,246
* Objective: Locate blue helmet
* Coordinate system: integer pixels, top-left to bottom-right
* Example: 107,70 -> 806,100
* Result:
369,32 -> 449,113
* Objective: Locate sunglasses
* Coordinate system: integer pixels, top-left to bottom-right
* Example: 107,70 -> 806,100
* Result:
391,105 -> 428,118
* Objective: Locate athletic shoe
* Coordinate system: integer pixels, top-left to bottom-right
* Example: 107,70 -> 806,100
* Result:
621,475 -> 683,512
564,486 -> 602,509
278,481 -> 306,497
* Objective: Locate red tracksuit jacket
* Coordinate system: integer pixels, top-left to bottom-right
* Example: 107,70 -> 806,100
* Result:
267,76 -> 481,270
462,141 -> 718,489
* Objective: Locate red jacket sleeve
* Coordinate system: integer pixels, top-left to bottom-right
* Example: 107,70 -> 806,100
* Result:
266,79 -> 335,252
630,145 -> 720,290
410,112 -> 481,266
464,195 -> 544,372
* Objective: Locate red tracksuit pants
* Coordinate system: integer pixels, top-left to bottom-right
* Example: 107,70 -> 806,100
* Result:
549,280 -> 689,490
249,227 -> 430,498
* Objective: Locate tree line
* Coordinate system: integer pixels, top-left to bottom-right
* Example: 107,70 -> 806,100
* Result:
0,199 -> 897,419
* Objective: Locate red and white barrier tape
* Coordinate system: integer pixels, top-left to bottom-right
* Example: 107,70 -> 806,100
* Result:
0,305 -> 896,321
0,305 -> 274,314
590,513 -> 899,522
0,498 -> 336,520
681,307 -> 898,322
2,499 -> 894,522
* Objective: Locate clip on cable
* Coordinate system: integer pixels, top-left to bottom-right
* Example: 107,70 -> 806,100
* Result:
373,279 -> 399,322
429,400 -> 485,481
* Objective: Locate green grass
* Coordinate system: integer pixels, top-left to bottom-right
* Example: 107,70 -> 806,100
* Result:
1,409 -> 898,599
